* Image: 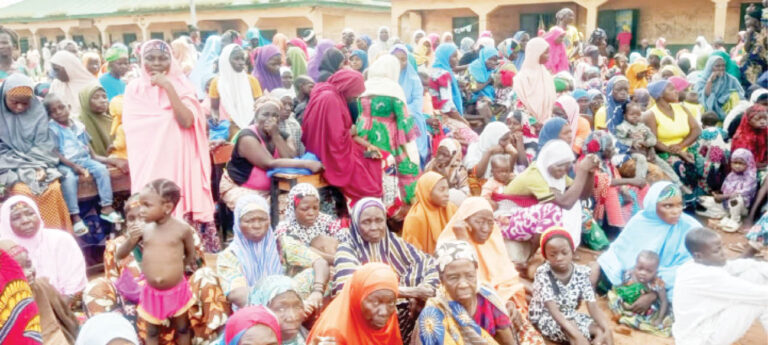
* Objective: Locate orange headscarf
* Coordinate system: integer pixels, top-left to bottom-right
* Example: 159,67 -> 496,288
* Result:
437,197 -> 527,310
308,262 -> 402,345
402,172 -> 457,254
626,61 -> 649,95
271,33 -> 288,65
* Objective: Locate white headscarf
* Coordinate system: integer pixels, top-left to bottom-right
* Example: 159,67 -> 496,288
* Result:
75,313 -> 139,345
368,26 -> 392,65
535,139 -> 581,246
463,122 -> 511,179
49,51 -> 97,118
218,43 -> 255,129
361,55 -> 405,102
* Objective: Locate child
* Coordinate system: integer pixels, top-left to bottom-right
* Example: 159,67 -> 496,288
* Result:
293,75 -> 315,123
529,227 -> 614,345
44,93 -> 123,236
701,149 -> 756,232
607,250 -> 672,336
682,86 -> 705,122
280,67 -> 295,93
481,154 -> 514,211
615,102 -> 655,181
107,95 -> 127,159
127,179 -> 197,345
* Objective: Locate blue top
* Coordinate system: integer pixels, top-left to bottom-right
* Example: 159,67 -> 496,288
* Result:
98,73 -> 125,101
49,119 -> 91,163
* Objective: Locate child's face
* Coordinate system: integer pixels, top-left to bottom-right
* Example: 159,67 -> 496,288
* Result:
13,250 -> 36,283
732,158 -> 748,173
349,55 -> 363,71
601,140 -> 614,160
435,146 -> 452,166
544,237 -> 573,273
86,57 -> 101,75
749,111 -> 768,130
507,117 -> 522,133
429,178 -> 451,208
229,48 -> 247,73
138,188 -> 172,223
300,81 -> 315,96
47,99 -> 70,124
295,195 -> 320,228
281,71 -> 293,89
89,89 -> 109,114
125,203 -> 142,228
694,235 -> 727,267
491,161 -> 512,185
6,94 -> 31,114
633,256 -> 659,284
625,106 -> 642,125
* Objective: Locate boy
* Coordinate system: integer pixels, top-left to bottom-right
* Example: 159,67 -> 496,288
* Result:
481,155 -> 514,211
673,228 -> 768,345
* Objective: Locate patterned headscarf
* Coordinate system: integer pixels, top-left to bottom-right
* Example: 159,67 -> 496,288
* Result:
721,148 -> 758,206
248,274 -> 300,307
435,240 -> 478,272
274,183 -> 342,244
657,184 -> 682,201
141,39 -> 170,56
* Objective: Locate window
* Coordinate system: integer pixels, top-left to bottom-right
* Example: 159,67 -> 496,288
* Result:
597,9 -> 639,49
150,32 -> 164,40
520,13 -> 554,38
123,33 -> 138,46
172,31 -> 187,39
19,38 -> 28,53
452,16 -> 478,44
296,27 -> 312,39
56,35 -> 65,43
261,30 -> 277,42
40,37 -> 47,47
201,30 -> 218,43
72,35 -> 85,46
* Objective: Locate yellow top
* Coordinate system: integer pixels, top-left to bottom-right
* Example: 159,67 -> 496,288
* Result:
208,75 -> 263,99
593,106 -> 606,130
651,103 -> 690,146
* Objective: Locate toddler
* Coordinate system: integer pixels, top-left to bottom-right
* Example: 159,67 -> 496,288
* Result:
682,86 -> 705,122
44,93 -> 123,236
481,155 -> 514,212
701,149 -> 757,232
607,250 -> 672,336
529,227 -> 613,345
127,179 -> 197,345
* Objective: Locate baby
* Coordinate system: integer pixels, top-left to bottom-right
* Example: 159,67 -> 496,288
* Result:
127,179 -> 197,345
481,155 -> 514,212
608,250 -> 671,336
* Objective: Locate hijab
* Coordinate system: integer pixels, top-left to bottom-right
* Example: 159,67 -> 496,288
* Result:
467,45 -> 499,100
50,51 -> 98,117
711,50 -> 740,79
512,31 -> 527,69
0,245 -> 41,345
309,262 -> 402,345
413,37 -> 433,66
696,55 -> 744,120
535,139 -> 582,246
463,122 -> 510,178
317,48 -> 345,82
288,38 -> 309,59
287,46 -> 308,78
368,26 -> 393,64
307,39 -> 335,81
605,75 -> 630,133
556,94 -> 580,142
537,117 -> 568,151
229,195 -> 283,286
224,306 -> 282,345
513,37 -> 556,122
721,148 -> 757,206
361,54 -> 405,102
390,44 -> 424,118
432,44 -> 464,114
350,49 -> 369,72
189,35 -> 222,99
543,27 -> 568,74
248,274 -> 300,307
732,104 -> 768,164
78,84 -> 113,156
171,37 -> 196,75
254,44 -> 284,92
217,44 -> 256,129
460,37 -> 475,54
402,172 -> 458,254
626,61 -> 648,95
274,183 -> 341,245
75,313 -> 139,345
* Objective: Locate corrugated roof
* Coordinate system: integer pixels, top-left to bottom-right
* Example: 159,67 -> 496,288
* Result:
0,0 -> 391,22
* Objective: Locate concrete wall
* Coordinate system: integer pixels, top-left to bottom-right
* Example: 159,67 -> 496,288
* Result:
421,8 -> 476,38
487,3 -> 583,41
598,0 -> 714,45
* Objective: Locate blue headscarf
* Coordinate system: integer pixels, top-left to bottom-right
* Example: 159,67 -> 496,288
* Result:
189,35 -> 222,99
512,31 -> 527,70
391,44 -> 429,166
230,195 -> 284,287
597,181 -> 701,303
245,27 -> 269,47
350,49 -> 369,72
248,275 -> 299,306
432,43 -> 463,114
605,75 -> 630,133
467,46 -> 499,101
696,55 -> 745,120
572,88 -> 588,101
359,34 -> 372,49
537,117 -> 569,153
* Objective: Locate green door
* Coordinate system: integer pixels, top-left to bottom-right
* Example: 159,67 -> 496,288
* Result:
452,16 -> 478,44
122,33 -> 137,46
520,13 -> 554,37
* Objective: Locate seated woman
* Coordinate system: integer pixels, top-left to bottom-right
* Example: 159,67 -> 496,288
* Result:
1,74 -> 72,231
593,76 -> 629,132
461,45 -> 500,124
76,313 -> 140,345
425,139 -> 470,205
209,44 -> 263,137
248,275 -> 308,345
217,195 -> 329,312
270,88 -> 305,156
695,55 -> 744,121
309,262 -> 403,345
428,44 -> 478,149
222,305 -> 282,345
78,85 -> 115,157
83,194 -> 229,344
594,182 -> 701,306
219,98 -> 322,210
333,198 -> 439,342
417,240 -> 524,344
463,122 -> 517,186
402,172 -> 457,254
275,183 -> 346,263
436,197 -> 545,344
0,196 -> 86,298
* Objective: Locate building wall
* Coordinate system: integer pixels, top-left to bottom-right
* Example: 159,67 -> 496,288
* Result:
598,0 -> 715,45
487,3 -> 582,41
421,8 -> 476,39
342,10 -> 392,38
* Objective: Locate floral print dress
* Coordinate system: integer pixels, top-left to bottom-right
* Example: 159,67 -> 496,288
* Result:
529,262 -> 596,343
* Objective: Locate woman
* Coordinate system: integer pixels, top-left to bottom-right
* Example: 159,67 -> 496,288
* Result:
0,27 -> 20,82
367,26 -> 393,64
464,122 -> 515,179
0,239 -> 42,345
732,104 -> 768,167
274,183 -> 345,259
209,43 -> 262,130
287,46 -> 308,79
594,76 -> 630,132
464,45 -> 499,103
189,35 -> 222,98
626,61 -> 649,96
222,305 -> 282,345
272,33 -> 289,62
543,27 -> 568,74
390,44 -> 428,165
425,138 -> 470,205
78,85 -> 113,156
254,44 -> 284,92
595,182 -> 699,303
536,117 -> 571,154
428,44 -> 478,148
513,37 -> 556,123
402,172 -> 457,254
0,74 -> 71,230
333,198 -> 439,342
512,31 -> 530,70
349,49 -> 368,73
696,55 -> 744,121
309,263 -> 402,345
302,69 -> 383,203
248,275 -> 308,345
122,39 -> 219,251
0,196 -> 86,297
307,39 -> 335,82
417,240 -> 540,345
75,313 -> 139,345
413,37 -> 434,67
217,195 -> 329,311
555,95 -> 591,154
357,55 -> 421,204
436,197 -> 546,344
288,38 -> 309,59
50,50 -> 97,118
171,37 -> 196,75
411,30 -> 426,52
317,47 -> 346,82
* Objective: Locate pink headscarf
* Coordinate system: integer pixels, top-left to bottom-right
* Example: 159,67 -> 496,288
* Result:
428,33 -> 440,50
122,39 -> 215,223
513,37 -> 556,122
555,94 -> 580,142
544,27 -> 569,74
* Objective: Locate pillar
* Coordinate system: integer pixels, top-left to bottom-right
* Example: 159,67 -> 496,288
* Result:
309,9 -> 323,38
139,23 -> 149,42
585,5 -> 599,37
470,4 -> 495,34
712,0 -> 730,40
30,29 -> 38,50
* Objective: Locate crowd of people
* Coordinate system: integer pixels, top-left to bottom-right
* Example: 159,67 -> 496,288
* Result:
3,4 -> 768,345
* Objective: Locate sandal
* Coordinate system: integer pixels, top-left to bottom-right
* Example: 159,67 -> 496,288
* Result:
73,221 -> 89,236
719,217 -> 741,233
100,211 -> 124,223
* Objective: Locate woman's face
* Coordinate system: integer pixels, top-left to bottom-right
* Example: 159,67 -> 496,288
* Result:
548,161 -> 572,180
268,291 -> 304,341
256,103 -> 280,128
519,34 -> 530,51
229,47 -> 247,73
86,57 -> 101,75
449,51 -> 459,68
5,93 -> 31,114
89,89 -> 108,114
429,178 -> 450,208
143,50 -> 171,74
0,33 -> 12,58
238,324 -> 279,345
731,158 -> 747,173
590,95 -> 604,110
656,194 -> 683,225
52,63 -> 69,82
394,50 -> 408,71
349,55 -> 363,71
577,97 -> 589,113
558,125 -> 572,142
9,203 -> 39,238
355,38 -> 369,51
662,83 -> 679,103
749,111 -> 768,129
239,210 -> 270,242
612,81 -> 629,103
358,206 -> 387,244
440,259 -> 477,302
507,117 -> 522,133
466,210 -> 494,244
539,47 -> 550,65
295,195 -> 320,228
435,146 -> 452,166
267,54 -> 282,74
360,289 -> 397,330
485,56 -> 499,71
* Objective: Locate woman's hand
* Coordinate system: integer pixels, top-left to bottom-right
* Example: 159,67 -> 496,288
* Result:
628,177 -> 646,188
307,161 -> 324,173
304,291 -> 323,315
74,165 -> 89,177
679,151 -> 695,164
109,158 -> 130,174
591,329 -> 613,345
315,336 -> 337,345
426,117 -> 441,131
209,139 -> 226,150
629,292 -> 657,314
364,145 -> 383,160
150,72 -> 172,90
452,220 -> 471,241
578,154 -> 600,173
667,144 -> 683,154
399,286 -> 435,300
505,301 -> 524,328
36,168 -> 46,181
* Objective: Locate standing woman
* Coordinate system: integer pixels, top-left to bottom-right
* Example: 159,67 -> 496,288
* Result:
367,26 -> 393,64
189,35 -> 222,99
253,44 -> 284,93
513,37 -> 556,123
391,44 -> 429,166
122,39 -> 219,251
307,39 -> 334,82
317,48 -> 346,82
50,51 -> 97,118
543,27 -> 569,74
209,44 -> 262,130
286,46 -> 308,78
696,55 -> 744,121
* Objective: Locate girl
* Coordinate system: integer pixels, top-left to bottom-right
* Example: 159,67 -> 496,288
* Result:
705,149 -> 757,231
530,227 -> 614,345
732,104 -> 768,168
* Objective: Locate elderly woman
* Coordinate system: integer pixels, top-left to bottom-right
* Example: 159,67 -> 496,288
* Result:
333,197 -> 439,342
75,313 -> 140,345
437,197 -> 546,344
222,305 -> 282,345
249,275 -> 308,345
696,55 -> 744,121
217,195 -> 330,312
1,74 -> 72,230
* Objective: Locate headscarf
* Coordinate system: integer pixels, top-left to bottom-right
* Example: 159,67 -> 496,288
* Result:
513,37 -> 556,122
543,26 -> 568,74
271,33 -> 289,60
556,94 -> 580,143
711,50 -> 740,79
605,75 -> 630,132
81,52 -> 101,77
0,247 -> 42,345
432,44 -> 464,114
442,32 -> 454,43
428,33 -> 440,49
274,183 -> 341,244
317,48 -> 345,82
629,52 -> 642,64
368,26 -> 393,64
171,38 -> 196,75
412,30 -> 426,48
217,44 -> 256,129
224,306 -> 282,345
245,28 -> 264,47
413,37 -> 433,66
402,172 -> 458,254
536,139 -> 582,246
597,181 -> 701,300
435,240 -> 478,272
78,84 -> 113,156
390,45 -> 424,120
50,51 -> 98,117
668,76 -> 690,93
359,34 -> 373,50
437,197 -> 524,302
286,46 -> 308,78
463,122 -> 510,178
696,55 -> 744,120
75,313 -> 139,345
288,38 -> 309,59
750,88 -> 768,103
248,274 -> 299,307
732,104 -> 768,164
721,148 -> 757,206
361,54 -> 405,102
467,45 -> 499,100
307,39 -> 334,81
189,35 -> 222,99
309,262 -> 402,345
254,44 -> 284,92
647,79 -> 670,100
539,227 -> 574,259
301,69 -> 382,201
350,49 -> 369,72
105,43 -> 129,62
626,61 -> 648,95
537,117 -> 568,151
512,31 -> 527,69
229,195 -> 283,286
460,37 -> 475,54
691,36 -> 713,59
